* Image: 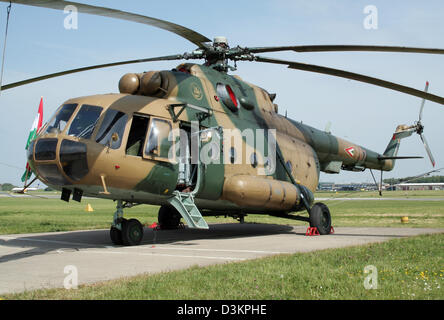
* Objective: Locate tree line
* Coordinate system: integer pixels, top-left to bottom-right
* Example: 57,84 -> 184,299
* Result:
0,183 -> 16,191
383,175 -> 444,185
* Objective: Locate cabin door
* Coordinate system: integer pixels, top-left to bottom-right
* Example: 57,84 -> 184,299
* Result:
192,126 -> 224,200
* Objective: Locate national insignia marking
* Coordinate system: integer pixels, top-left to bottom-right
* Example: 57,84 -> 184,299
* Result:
345,146 -> 355,158
190,82 -> 203,100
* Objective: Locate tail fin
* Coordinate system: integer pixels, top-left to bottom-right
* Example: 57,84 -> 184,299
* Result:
383,125 -> 412,157
381,125 -> 420,170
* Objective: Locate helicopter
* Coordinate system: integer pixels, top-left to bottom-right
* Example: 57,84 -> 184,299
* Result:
1,0 -> 444,246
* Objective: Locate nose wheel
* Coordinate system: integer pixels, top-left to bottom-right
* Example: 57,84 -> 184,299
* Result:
121,219 -> 144,246
110,201 -> 144,246
110,224 -> 124,245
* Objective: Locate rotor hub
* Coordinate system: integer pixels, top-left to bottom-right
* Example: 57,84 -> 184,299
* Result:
213,36 -> 229,49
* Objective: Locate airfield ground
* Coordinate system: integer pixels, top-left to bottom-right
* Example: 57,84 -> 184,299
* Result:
0,190 -> 443,299
1,190 -> 444,234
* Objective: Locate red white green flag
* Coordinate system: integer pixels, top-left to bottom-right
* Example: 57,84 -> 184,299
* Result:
21,97 -> 43,182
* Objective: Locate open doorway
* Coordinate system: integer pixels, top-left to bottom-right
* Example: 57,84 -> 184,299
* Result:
176,122 -> 197,192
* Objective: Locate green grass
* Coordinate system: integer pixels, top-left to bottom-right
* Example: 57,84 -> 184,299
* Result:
5,233 -> 443,300
1,191 -> 444,235
323,200 -> 444,228
0,196 -> 158,234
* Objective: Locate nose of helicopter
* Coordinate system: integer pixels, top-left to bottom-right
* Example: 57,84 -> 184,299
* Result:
28,137 -> 89,187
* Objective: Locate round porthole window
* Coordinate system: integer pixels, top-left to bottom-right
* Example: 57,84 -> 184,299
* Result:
230,147 -> 237,164
286,160 -> 293,172
207,142 -> 220,161
264,157 -> 275,174
250,152 -> 258,168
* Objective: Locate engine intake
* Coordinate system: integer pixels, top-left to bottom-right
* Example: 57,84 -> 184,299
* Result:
119,71 -> 170,97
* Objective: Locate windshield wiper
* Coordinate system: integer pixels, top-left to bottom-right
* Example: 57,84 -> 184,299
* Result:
78,118 -> 100,138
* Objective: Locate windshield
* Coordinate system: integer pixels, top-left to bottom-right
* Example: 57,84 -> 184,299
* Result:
68,104 -> 103,139
95,109 -> 128,149
45,104 -> 78,134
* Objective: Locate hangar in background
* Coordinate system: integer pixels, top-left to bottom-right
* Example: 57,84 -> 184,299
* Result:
395,183 -> 444,191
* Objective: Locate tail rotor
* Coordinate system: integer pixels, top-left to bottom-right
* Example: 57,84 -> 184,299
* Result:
394,81 -> 436,167
415,81 -> 435,167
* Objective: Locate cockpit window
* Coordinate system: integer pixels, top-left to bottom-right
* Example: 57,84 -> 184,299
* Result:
68,104 -> 103,139
95,109 -> 128,149
145,118 -> 172,159
45,103 -> 77,134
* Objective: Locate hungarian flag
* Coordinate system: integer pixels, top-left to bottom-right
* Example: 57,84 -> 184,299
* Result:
21,97 -> 43,182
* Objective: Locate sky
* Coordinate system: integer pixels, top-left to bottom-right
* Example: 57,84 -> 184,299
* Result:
0,0 -> 443,186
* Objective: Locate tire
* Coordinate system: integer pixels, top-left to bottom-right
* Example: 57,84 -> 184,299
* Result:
110,226 -> 123,245
121,218 -> 144,246
158,205 -> 181,229
309,202 -> 332,235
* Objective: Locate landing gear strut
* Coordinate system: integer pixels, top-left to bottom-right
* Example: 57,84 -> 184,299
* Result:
110,200 -> 144,246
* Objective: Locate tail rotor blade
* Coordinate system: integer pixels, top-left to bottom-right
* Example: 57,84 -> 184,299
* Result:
419,81 -> 429,121
419,133 -> 436,167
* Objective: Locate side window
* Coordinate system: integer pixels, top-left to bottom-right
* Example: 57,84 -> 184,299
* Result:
145,118 -> 172,159
125,115 -> 150,157
95,109 -> 128,149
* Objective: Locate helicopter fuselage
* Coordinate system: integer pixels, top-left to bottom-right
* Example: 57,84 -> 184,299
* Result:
27,63 -> 396,216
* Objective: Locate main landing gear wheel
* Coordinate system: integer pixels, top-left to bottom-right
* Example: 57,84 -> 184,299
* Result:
158,205 -> 181,229
121,218 -> 144,246
110,223 -> 124,245
309,202 -> 332,235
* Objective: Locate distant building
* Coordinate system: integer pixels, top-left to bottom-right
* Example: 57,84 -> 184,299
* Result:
395,183 -> 444,191
317,182 -> 377,191
318,182 -> 335,190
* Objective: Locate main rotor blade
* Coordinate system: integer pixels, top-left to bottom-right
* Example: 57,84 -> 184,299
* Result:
247,45 -> 444,55
254,56 -> 444,105
1,54 -> 184,91
419,133 -> 436,167
0,0 -> 211,47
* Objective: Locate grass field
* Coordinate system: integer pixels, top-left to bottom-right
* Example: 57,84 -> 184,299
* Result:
1,190 -> 444,234
5,233 -> 443,300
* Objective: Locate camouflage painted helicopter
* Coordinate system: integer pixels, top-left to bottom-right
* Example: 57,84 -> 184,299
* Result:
2,0 -> 444,246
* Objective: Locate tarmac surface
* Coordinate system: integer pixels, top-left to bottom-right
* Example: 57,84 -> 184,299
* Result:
0,223 -> 442,294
